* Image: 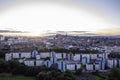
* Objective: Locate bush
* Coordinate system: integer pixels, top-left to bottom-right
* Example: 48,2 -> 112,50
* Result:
75,68 -> 82,75
36,69 -> 76,80
107,68 -> 120,80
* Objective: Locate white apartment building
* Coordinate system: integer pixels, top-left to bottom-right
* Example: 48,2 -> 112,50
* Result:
36,55 -> 41,60
55,53 -> 62,59
62,53 -> 67,59
94,64 -> 100,70
21,52 -> 31,58
66,63 -> 76,71
73,54 -> 81,61
107,59 -> 114,68
36,60 -> 44,66
24,60 -> 34,66
5,53 -> 12,61
12,53 -> 20,58
86,64 -> 94,71
40,52 -> 50,58
90,54 -> 98,59
76,63 -> 81,69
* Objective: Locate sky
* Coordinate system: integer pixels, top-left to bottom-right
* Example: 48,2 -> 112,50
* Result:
0,0 -> 120,36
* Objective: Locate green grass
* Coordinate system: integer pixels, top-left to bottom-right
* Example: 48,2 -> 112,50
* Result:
93,72 -> 107,80
94,75 -> 106,80
0,75 -> 34,80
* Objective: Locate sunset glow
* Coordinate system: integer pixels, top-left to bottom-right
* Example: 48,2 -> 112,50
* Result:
0,0 -> 120,36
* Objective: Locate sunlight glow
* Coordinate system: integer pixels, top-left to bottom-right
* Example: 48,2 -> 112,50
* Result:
0,2 -> 119,36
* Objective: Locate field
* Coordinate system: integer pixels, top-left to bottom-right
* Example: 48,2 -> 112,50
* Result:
93,72 -> 107,80
0,75 -> 34,80
94,75 -> 106,80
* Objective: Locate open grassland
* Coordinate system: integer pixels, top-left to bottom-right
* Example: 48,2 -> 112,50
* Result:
0,75 -> 34,80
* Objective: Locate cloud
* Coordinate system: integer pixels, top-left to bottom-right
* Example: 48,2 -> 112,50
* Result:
81,33 -> 97,35
56,31 -> 88,33
45,31 -> 98,36
69,31 -> 88,33
0,29 -> 27,33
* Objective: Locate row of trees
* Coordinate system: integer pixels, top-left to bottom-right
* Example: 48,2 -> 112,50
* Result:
108,53 -> 120,58
0,59 -> 52,76
39,48 -> 99,53
0,46 -> 10,58
0,59 -> 120,80
0,59 -> 27,74
0,59 -> 80,80
36,67 -> 120,80
36,69 -> 76,80
107,68 -> 120,80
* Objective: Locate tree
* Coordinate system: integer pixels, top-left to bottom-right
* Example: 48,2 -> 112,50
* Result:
75,68 -> 83,75
7,60 -> 19,68
16,64 -> 28,74
7,60 -> 27,74
108,68 -> 120,80
56,74 -> 65,80
50,63 -> 58,70
36,72 -> 48,80
0,48 -> 9,58
25,67 -> 41,76
0,59 -> 6,73
36,68 -> 77,80
0,59 -> 28,74
64,70 -> 76,80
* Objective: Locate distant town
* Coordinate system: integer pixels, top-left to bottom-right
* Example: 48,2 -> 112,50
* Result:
0,34 -> 120,80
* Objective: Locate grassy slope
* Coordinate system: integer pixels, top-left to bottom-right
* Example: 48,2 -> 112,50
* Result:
93,73 -> 107,80
94,75 -> 106,80
0,75 -> 34,80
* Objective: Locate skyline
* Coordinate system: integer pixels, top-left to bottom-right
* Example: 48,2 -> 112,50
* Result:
0,0 -> 120,36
